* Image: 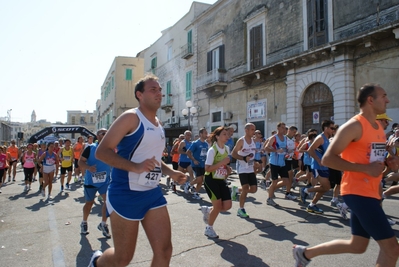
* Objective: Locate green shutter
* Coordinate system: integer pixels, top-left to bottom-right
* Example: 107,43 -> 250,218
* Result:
186,71 -> 192,99
187,30 -> 192,53
166,81 -> 171,105
125,69 -> 132,80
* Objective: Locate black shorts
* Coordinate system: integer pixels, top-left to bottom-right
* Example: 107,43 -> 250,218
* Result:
36,163 -> 43,178
9,160 -> 17,166
61,166 -> 73,175
192,167 -> 205,177
238,172 -> 257,186
172,161 -> 178,170
179,161 -> 191,169
302,164 -> 313,173
0,169 -> 4,178
285,159 -> 299,171
270,164 -> 289,180
74,158 -> 79,168
329,168 -> 342,187
204,174 -> 231,201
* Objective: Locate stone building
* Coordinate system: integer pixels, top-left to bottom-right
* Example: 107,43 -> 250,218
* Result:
140,1 -> 212,144
141,0 -> 399,138
97,56 -> 144,130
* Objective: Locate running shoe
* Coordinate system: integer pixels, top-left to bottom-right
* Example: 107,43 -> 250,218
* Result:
204,226 -> 219,238
293,245 -> 310,267
88,250 -> 102,267
192,192 -> 201,200
41,189 -> 45,197
300,187 -> 308,204
74,177 -> 78,183
190,186 -> 196,194
184,182 -> 190,194
166,177 -> 171,188
66,183 -> 70,190
81,222 -> 89,235
48,195 -> 53,200
237,208 -> 249,218
387,217 -> 396,225
60,185 -> 64,192
330,199 -> 339,207
8,176 -> 11,182
336,203 -> 348,220
285,192 -> 297,200
266,198 -> 279,206
306,205 -> 324,214
97,223 -> 111,238
201,206 -> 210,224
24,185 -> 28,192
231,186 -> 238,201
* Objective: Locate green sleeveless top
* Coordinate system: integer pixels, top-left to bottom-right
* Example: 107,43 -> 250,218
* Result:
205,144 -> 229,179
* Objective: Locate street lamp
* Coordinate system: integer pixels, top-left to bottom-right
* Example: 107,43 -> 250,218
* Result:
181,101 -> 197,131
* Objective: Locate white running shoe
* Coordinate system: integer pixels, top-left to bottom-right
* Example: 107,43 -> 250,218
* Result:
88,250 -> 102,267
184,182 -> 190,194
192,193 -> 201,200
285,193 -> 297,200
204,226 -> 218,238
293,245 -> 310,267
337,203 -> 349,220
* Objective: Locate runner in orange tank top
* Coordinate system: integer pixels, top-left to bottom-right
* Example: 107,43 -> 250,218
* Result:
293,84 -> 399,267
73,136 -> 84,182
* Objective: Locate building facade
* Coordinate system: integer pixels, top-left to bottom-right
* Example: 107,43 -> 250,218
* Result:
191,0 -> 399,136
97,56 -> 144,130
66,110 -> 96,140
141,2 -> 212,145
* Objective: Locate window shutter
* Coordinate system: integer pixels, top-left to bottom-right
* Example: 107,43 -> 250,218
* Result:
207,51 -> 212,72
250,25 -> 262,69
187,30 -> 192,53
218,45 -> 225,70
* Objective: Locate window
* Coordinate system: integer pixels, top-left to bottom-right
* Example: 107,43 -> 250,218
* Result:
207,45 -> 225,72
185,71 -> 192,100
71,116 -> 75,124
125,69 -> 132,81
112,76 -> 114,88
80,116 -> 85,124
167,45 -> 173,61
250,24 -> 263,69
212,111 -> 222,123
90,116 -> 93,123
307,0 -> 328,48
187,30 -> 193,54
151,57 -> 157,74
166,81 -> 171,105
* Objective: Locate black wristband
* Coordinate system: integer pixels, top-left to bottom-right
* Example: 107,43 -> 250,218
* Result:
243,156 -> 247,163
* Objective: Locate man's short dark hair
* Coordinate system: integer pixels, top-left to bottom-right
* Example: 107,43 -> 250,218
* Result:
199,128 -> 207,134
357,83 -> 379,107
321,120 -> 334,131
134,74 -> 159,101
392,123 -> 398,130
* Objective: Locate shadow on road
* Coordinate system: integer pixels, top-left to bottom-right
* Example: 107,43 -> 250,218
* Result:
213,238 -> 269,267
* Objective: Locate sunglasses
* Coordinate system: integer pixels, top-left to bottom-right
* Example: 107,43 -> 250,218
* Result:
330,127 -> 336,130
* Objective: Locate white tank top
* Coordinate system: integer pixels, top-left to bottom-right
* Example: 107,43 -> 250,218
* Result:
237,137 -> 256,174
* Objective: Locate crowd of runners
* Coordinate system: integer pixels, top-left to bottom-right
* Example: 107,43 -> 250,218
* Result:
1,76 -> 399,266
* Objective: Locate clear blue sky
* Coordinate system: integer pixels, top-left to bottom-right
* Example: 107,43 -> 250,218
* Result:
0,0 -> 216,123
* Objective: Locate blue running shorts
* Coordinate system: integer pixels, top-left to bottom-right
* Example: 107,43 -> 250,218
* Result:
106,186 -> 167,221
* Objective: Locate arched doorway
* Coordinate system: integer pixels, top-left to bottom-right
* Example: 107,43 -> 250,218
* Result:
302,83 -> 334,133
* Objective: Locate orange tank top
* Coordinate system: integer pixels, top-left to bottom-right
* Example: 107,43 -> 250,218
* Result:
172,141 -> 180,163
340,114 -> 386,199
7,146 -> 18,160
73,143 -> 83,159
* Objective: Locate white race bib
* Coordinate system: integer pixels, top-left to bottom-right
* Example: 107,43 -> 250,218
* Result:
200,148 -> 207,157
92,171 -> 107,184
369,142 -> 386,163
137,167 -> 162,187
214,165 -> 228,179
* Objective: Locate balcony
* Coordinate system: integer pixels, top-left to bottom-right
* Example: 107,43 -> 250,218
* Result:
161,102 -> 173,112
180,43 -> 194,59
197,69 -> 227,97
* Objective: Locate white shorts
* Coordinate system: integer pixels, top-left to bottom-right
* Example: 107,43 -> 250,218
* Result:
43,165 -> 56,174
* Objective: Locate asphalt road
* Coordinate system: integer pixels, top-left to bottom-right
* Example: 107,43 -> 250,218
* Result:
1,168 -> 399,267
